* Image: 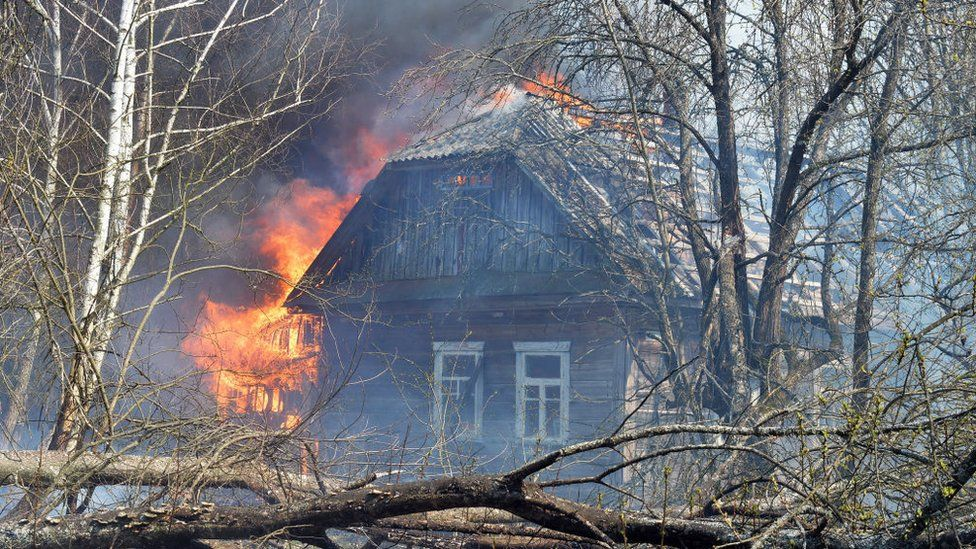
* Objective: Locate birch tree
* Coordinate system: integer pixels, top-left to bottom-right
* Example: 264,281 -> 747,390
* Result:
0,0 -> 355,515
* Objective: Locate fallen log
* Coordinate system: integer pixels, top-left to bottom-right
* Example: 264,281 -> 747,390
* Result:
0,474 -> 795,548
0,451 -> 335,504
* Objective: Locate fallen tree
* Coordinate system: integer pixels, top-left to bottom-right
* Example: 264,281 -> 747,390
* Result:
2,471 -> 973,549
0,475 -> 809,548
0,451 -> 333,504
3,414 -> 976,548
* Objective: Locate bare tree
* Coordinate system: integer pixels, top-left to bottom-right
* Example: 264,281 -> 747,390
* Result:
0,0 -> 975,547
0,0 -> 356,518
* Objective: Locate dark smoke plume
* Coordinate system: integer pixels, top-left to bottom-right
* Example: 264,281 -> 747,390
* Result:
291,0 -> 518,192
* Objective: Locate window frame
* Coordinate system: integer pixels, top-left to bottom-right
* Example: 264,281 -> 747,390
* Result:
515,341 -> 570,443
433,341 -> 485,439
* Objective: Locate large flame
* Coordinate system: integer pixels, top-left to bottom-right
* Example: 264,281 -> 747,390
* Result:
504,72 -> 594,128
183,179 -> 357,418
185,120 -> 406,421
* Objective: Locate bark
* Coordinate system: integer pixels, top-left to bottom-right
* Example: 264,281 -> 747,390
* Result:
1,470 -> 966,549
766,0 -> 790,196
0,475 -> 765,548
852,28 -> 904,410
363,529 -> 595,549
716,240 -> 751,415
759,0 -> 791,388
705,0 -> 752,418
49,0 -> 139,455
614,0 -> 749,416
0,451 -> 335,504
374,515 -> 598,545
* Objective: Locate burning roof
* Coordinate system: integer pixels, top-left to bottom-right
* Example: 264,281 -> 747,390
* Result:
289,92 -> 823,316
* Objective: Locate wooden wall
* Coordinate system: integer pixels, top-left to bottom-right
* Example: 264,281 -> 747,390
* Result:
326,156 -> 600,284
304,154 -> 640,494
317,308 -> 629,478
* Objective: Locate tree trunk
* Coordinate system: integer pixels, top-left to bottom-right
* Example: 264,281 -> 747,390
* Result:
751,3 -> 905,392
852,29 -> 904,410
48,0 -> 138,454
705,0 -> 751,417
756,0 -> 791,389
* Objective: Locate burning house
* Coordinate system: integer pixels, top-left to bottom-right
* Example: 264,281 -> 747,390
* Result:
281,92 -> 825,470
183,181 -> 356,429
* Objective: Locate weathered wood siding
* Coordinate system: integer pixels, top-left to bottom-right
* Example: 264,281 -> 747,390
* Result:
319,309 -> 628,474
304,154 -> 637,491
326,156 -> 599,284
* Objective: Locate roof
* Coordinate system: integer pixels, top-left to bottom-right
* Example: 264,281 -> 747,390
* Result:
389,94 -> 617,168
394,95 -> 701,298
388,101 -> 528,162
289,92 -> 821,316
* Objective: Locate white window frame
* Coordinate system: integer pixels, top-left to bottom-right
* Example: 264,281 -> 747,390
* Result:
515,341 -> 570,442
433,341 -> 485,438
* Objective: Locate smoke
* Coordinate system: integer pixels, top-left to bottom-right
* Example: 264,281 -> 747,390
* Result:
291,0 -> 519,192
184,1 -> 515,300
178,2 -> 518,378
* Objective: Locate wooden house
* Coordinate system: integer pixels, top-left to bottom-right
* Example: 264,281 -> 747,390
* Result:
284,94 -> 822,474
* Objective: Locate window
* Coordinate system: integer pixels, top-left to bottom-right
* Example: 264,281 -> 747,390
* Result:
274,327 -> 291,352
515,342 -> 570,442
433,342 -> 484,438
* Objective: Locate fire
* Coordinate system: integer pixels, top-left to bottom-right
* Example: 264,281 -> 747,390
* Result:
251,179 -> 358,283
521,72 -> 594,128
183,179 -> 357,420
491,85 -> 519,108
494,72 -> 660,146
333,127 -> 410,192
184,121 -> 405,423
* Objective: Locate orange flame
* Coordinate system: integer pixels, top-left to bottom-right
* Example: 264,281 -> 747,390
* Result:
515,72 -> 663,151
336,128 -> 410,191
183,179 -> 357,419
490,85 -> 519,108
521,72 -> 594,128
